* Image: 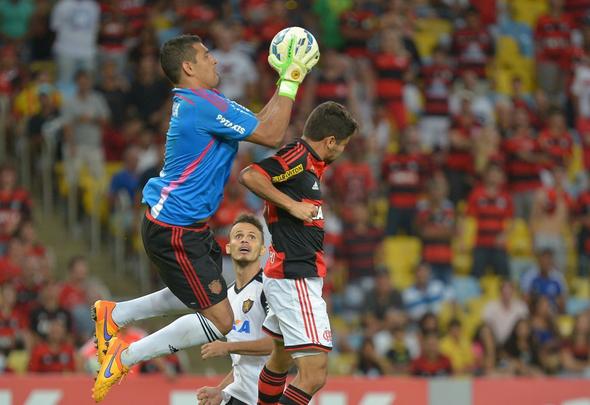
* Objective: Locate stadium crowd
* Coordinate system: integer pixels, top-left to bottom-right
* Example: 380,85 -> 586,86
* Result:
1,0 -> 590,378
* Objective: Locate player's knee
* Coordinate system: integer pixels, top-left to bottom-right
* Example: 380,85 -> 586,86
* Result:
298,359 -> 328,393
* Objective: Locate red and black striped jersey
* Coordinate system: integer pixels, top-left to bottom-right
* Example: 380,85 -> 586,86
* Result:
538,129 -> 573,168
451,27 -> 494,78
315,72 -> 349,106
534,14 -> 574,64
372,52 -> 410,103
421,62 -> 454,116
502,133 -> 543,192
577,191 -> 590,254
381,152 -> 426,209
0,188 -> 31,228
466,186 -> 513,248
251,139 -> 327,279
416,199 -> 455,265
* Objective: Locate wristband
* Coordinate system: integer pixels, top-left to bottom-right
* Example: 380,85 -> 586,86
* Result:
278,80 -> 299,100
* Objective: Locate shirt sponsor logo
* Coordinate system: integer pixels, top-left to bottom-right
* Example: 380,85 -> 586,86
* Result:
272,164 -> 303,183
232,319 -> 251,334
216,114 -> 246,135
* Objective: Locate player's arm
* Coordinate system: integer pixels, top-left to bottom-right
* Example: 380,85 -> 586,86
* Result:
201,336 -> 274,359
239,164 -> 318,223
247,91 -> 294,148
196,371 -> 233,405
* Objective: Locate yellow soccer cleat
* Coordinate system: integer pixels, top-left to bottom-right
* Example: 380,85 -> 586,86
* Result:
92,300 -> 120,364
92,337 -> 130,403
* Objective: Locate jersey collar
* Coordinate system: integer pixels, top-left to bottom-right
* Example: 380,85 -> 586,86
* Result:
233,269 -> 263,294
299,138 -> 323,163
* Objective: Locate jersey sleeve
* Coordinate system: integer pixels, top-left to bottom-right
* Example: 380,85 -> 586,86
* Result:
251,144 -> 307,184
195,91 -> 259,141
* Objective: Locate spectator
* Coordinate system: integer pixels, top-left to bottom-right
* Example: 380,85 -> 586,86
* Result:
446,94 -> 480,204
13,256 -> 42,318
577,187 -> 590,275
473,126 -> 502,176
449,70 -> 495,127
560,313 -> 590,375
30,283 -> 72,341
450,6 -> 494,79
534,0 -> 575,103
135,128 -> 160,174
0,283 -> 28,358
416,173 -> 455,284
530,164 -> 572,271
0,237 -> 26,284
210,22 -> 258,106
464,163 -> 513,278
126,56 -> 169,128
403,262 -> 453,322
538,109 -> 573,170
336,203 -> 384,309
96,59 -> 129,130
17,219 -> 46,259
521,249 -> 567,313
301,48 -> 360,123
62,70 -> 110,184
58,256 -> 90,339
373,312 -> 419,374
13,70 -> 62,119
410,332 -> 453,377
530,295 -> 559,346
498,1 -> 534,58
381,127 -> 426,236
329,137 -> 376,218
50,0 -> 101,87
483,280 -> 529,345
362,268 -> 404,330
356,337 -> 390,376
502,319 -> 541,376
0,0 -> 34,42
26,88 -> 61,163
109,145 -> 140,207
0,163 -> 32,243
572,52 -> 590,132
28,318 -> 76,373
440,319 -> 474,374
502,107 -> 545,219
471,324 -> 497,376
419,45 -> 454,150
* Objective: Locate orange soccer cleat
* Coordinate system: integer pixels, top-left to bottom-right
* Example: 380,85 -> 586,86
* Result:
91,336 -> 130,402
92,300 -> 120,364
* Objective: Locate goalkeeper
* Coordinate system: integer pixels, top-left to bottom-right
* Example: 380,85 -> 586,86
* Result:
92,32 -> 319,403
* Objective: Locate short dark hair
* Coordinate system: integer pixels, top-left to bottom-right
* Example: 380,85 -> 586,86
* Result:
230,214 -> 264,243
67,255 -> 86,271
160,35 -> 202,84
303,101 -> 358,142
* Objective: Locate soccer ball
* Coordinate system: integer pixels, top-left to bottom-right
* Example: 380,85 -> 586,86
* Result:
269,27 -> 319,68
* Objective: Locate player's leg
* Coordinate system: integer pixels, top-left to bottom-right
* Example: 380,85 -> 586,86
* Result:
280,352 -> 328,404
258,339 -> 291,405
93,219 -> 233,402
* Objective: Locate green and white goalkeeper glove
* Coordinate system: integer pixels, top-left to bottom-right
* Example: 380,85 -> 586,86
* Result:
268,33 -> 320,100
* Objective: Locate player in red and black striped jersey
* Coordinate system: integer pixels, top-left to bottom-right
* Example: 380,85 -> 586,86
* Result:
240,102 -> 358,405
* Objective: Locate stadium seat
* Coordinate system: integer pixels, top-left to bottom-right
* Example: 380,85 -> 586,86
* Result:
6,350 -> 29,374
414,31 -> 440,59
480,275 -> 501,299
496,36 -> 521,68
329,353 -> 357,375
511,0 -> 549,27
507,218 -> 532,257
557,315 -> 575,337
573,277 -> 590,299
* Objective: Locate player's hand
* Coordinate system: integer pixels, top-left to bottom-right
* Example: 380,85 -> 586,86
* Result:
201,341 -> 229,359
197,386 -> 222,405
287,201 -> 318,223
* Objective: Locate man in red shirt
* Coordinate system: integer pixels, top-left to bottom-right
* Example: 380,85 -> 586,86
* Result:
451,6 -> 494,79
28,318 -> 76,373
464,163 -> 513,278
538,109 -> 573,170
410,332 -> 453,377
381,127 -> 426,236
535,0 -> 575,102
416,174 -> 455,284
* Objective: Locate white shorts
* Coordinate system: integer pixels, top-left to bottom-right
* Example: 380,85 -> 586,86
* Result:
262,276 -> 332,353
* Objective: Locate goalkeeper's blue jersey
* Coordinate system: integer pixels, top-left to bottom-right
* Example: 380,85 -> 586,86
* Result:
142,87 -> 259,226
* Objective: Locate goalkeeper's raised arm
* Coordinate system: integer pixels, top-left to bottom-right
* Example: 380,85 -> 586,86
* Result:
248,27 -> 320,148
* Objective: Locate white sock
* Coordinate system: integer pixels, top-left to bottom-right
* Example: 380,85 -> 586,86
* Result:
111,288 -> 188,326
120,313 -> 222,367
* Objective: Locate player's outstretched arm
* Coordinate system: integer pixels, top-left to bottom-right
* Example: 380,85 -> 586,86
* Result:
239,165 -> 318,222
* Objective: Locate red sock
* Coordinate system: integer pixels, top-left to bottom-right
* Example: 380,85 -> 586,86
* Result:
258,366 -> 288,405
279,384 -> 312,405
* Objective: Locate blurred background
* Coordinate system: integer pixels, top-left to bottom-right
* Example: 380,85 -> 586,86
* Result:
1,0 -> 590,391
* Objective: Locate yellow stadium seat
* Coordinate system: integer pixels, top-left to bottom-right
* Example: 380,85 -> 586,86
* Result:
569,144 -> 584,180
414,31 -> 440,59
329,353 -> 357,376
574,278 -> 590,299
557,315 -> 575,337
511,0 -> 549,27
496,36 -> 521,68
507,218 -> 532,257
6,350 -> 29,374
480,275 -> 501,299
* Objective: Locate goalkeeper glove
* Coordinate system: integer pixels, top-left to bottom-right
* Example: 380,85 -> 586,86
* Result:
268,36 -> 320,100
